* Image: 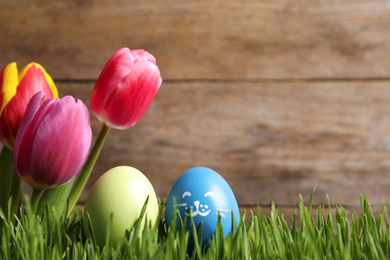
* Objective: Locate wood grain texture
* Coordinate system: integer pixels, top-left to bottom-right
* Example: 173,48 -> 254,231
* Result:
56,80 -> 390,207
1,0 -> 390,80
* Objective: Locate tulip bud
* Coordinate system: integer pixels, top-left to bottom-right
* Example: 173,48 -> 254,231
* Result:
13,92 -> 92,190
90,48 -> 162,129
0,62 -> 58,149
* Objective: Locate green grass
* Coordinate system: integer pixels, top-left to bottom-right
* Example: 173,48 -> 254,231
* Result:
1,189 -> 389,259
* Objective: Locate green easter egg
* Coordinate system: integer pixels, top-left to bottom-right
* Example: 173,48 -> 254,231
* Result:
83,166 -> 159,247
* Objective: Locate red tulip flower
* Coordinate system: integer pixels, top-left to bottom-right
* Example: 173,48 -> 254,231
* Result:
0,62 -> 58,149
90,48 -> 162,129
13,92 -> 92,190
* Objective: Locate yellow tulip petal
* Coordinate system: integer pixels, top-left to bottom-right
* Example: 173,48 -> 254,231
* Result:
34,63 -> 58,98
19,63 -> 59,99
0,62 -> 19,114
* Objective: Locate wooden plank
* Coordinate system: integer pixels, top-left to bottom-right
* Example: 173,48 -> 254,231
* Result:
1,1 -> 390,80
49,80 -> 390,207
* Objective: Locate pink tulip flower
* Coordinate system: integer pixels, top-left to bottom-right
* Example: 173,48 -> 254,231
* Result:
13,92 -> 92,190
90,48 -> 162,129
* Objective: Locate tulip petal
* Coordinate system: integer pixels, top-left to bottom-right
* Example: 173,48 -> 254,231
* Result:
30,96 -> 91,188
18,63 -> 58,98
103,59 -> 161,129
0,62 -> 18,114
91,48 -> 134,120
131,49 -> 156,64
14,93 -> 57,186
13,92 -> 46,165
0,63 -> 19,147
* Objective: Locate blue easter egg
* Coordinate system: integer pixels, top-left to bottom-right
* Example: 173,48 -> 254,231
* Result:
165,167 -> 240,248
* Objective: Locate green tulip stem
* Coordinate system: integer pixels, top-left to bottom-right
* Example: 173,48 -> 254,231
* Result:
68,123 -> 111,215
31,188 -> 42,214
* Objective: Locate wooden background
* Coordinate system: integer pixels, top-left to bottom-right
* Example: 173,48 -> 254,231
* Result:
2,0 -> 390,215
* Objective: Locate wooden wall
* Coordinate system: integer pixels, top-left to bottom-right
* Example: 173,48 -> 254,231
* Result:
2,0 -> 390,209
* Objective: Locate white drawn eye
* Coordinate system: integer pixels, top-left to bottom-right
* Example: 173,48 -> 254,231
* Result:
204,191 -> 215,198
182,191 -> 191,198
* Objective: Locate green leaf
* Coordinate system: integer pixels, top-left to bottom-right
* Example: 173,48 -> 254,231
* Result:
0,146 -> 17,213
36,179 -> 74,220
0,146 -> 22,225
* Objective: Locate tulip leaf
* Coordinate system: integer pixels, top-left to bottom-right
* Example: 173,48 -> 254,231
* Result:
36,178 -> 74,219
0,146 -> 19,215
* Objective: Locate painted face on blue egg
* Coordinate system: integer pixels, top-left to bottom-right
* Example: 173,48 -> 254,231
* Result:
177,190 -> 220,218
165,167 -> 240,248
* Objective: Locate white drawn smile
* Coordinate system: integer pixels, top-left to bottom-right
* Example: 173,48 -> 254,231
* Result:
184,200 -> 211,217
175,190 -> 230,218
